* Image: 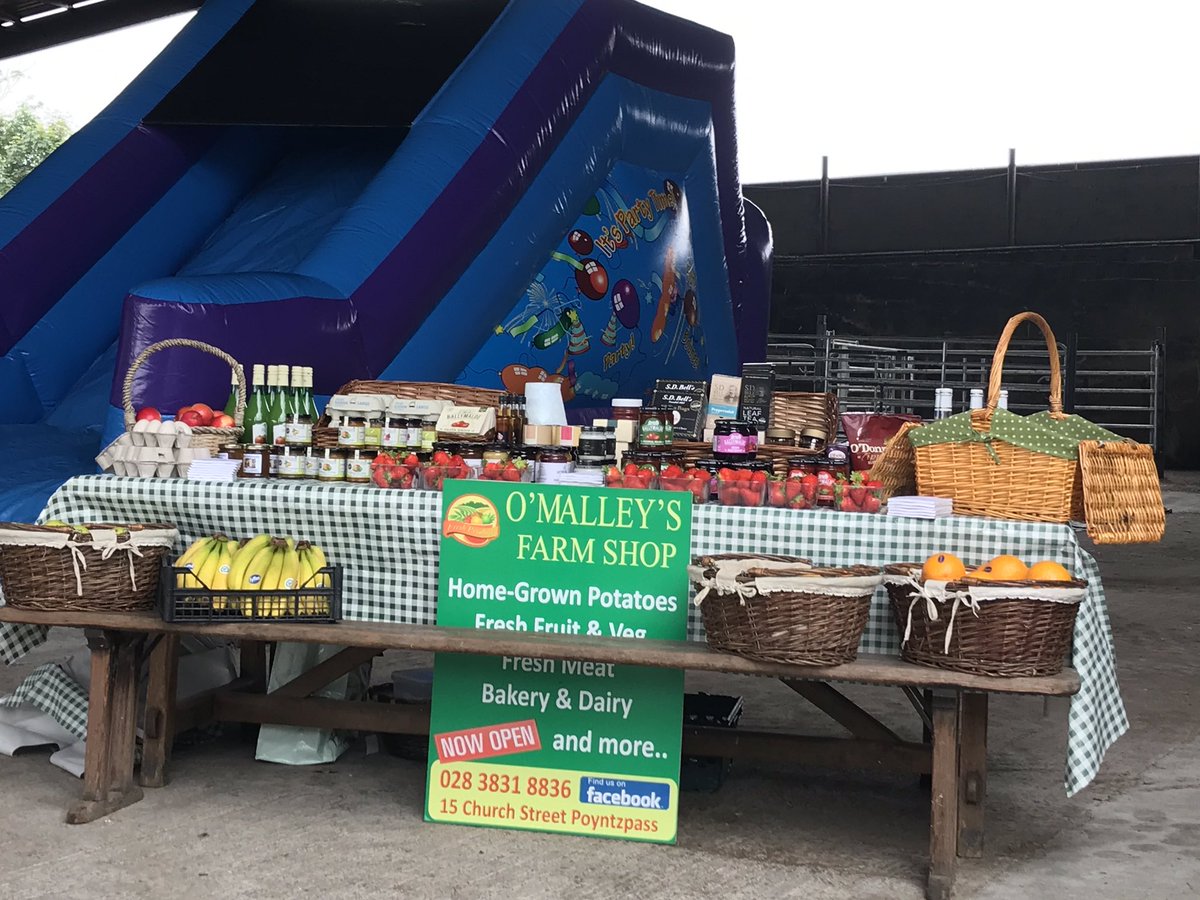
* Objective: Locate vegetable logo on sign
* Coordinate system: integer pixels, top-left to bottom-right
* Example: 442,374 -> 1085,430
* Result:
442,493 -> 501,547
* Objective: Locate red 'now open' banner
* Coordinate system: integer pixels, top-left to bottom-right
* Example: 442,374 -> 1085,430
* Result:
434,720 -> 542,763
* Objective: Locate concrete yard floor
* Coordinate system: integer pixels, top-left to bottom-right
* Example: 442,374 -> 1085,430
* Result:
1,495 -> 1197,898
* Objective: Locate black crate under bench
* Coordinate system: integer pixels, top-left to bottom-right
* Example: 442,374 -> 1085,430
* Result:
0,607 -> 1079,900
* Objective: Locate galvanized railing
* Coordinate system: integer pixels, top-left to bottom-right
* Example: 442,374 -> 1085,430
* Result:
765,323 -> 1164,452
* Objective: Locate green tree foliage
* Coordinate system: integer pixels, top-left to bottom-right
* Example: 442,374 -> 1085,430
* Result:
0,72 -> 71,197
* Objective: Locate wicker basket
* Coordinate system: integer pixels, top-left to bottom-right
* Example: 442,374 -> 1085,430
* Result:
866,421 -> 919,499
1079,440 -> 1165,544
771,392 -> 839,441
314,379 -> 503,449
123,339 -> 245,453
0,523 -> 178,612
883,562 -> 1084,677
690,554 -> 882,666
913,312 -> 1081,523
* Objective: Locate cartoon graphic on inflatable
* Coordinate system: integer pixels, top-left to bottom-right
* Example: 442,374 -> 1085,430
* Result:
466,164 -> 710,405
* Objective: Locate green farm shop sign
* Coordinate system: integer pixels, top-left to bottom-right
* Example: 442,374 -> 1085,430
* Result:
425,481 -> 691,843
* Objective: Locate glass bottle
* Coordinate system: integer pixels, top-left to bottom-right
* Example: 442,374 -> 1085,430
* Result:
270,365 -> 290,446
933,387 -> 952,420
224,365 -> 242,418
303,367 -> 320,422
245,364 -> 269,445
284,365 -> 313,447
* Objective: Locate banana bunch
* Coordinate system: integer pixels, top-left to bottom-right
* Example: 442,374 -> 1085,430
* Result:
174,533 -> 332,618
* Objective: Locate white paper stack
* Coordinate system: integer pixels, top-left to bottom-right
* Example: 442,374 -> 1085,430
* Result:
186,458 -> 243,482
550,470 -> 605,487
887,496 -> 954,519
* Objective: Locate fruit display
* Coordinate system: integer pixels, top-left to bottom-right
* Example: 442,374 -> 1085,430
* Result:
656,465 -> 710,503
170,532 -> 336,619
834,472 -> 884,514
478,458 -> 532,482
371,450 -> 422,489
716,468 -> 768,507
918,552 -> 1074,584
604,463 -> 657,490
421,449 -> 474,490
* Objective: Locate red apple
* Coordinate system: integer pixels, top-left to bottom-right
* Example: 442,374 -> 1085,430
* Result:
135,407 -> 161,422
211,412 -> 235,428
176,406 -> 193,421
189,403 -> 215,426
179,410 -> 204,428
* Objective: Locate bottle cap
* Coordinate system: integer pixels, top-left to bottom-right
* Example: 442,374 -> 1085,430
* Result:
291,365 -> 304,385
611,398 -> 643,408
253,364 -> 265,384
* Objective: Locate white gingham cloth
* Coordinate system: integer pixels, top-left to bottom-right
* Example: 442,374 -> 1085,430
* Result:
0,475 -> 1127,795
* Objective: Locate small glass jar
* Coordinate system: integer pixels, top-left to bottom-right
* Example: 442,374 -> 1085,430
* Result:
798,427 -> 827,453
578,427 -> 608,461
638,407 -> 673,448
268,447 -> 283,477
535,447 -> 576,483
406,418 -> 424,450
482,445 -> 510,466
345,448 -> 374,484
337,414 -> 367,448
380,413 -> 408,449
239,445 -> 270,479
220,443 -> 244,462
277,445 -> 305,480
304,447 -> 321,479
611,399 -> 643,421
765,426 -> 796,446
317,448 -> 347,482
363,410 -> 384,448
421,416 -> 438,452
712,419 -> 757,461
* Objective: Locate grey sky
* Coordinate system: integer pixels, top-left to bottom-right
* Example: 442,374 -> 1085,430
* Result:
2,1 -> 1197,183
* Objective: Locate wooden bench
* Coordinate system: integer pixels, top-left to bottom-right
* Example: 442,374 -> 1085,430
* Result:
0,607 -> 1078,900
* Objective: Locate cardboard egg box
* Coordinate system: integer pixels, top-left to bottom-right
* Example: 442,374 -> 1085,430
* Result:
95,420 -> 213,478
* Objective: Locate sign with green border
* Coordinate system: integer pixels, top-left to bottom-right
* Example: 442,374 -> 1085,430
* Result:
425,480 -> 691,843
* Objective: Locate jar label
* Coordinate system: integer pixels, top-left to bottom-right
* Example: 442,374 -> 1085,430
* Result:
639,417 -> 672,447
713,433 -> 755,455
279,454 -> 303,476
284,422 -> 313,444
347,458 -> 371,478
364,426 -> 383,446
407,427 -> 424,448
319,458 -> 346,479
338,425 -> 365,446
536,461 -> 575,483
380,427 -> 405,448
271,423 -> 288,446
250,423 -> 268,445
268,453 -> 281,476
241,454 -> 263,475
304,457 -> 320,478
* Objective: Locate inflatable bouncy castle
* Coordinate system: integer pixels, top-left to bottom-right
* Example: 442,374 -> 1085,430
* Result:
0,0 -> 771,518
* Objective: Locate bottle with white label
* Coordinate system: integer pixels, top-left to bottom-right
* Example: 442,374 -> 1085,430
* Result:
283,365 -> 313,446
244,364 -> 269,445
269,364 -> 290,446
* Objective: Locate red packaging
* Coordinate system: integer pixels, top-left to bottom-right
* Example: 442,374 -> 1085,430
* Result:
840,413 -> 922,471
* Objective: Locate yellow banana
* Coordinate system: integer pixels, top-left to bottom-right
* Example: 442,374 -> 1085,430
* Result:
195,542 -> 222,589
177,536 -> 212,570
278,543 -> 301,617
176,537 -> 214,587
306,543 -> 330,588
228,533 -> 271,589
260,545 -> 287,617
296,545 -> 316,615
240,542 -> 277,590
210,540 -> 236,609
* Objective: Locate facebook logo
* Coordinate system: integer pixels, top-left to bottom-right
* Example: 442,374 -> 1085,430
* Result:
580,776 -> 670,810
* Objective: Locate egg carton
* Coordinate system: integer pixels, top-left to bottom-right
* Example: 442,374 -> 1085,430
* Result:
96,425 -> 213,478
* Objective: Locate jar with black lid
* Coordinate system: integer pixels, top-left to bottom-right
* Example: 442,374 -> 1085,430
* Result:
712,419 -> 757,461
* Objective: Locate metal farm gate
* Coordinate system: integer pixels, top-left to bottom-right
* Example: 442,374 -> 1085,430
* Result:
765,318 -> 1165,452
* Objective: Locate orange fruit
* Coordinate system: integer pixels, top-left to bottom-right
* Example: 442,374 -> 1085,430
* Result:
922,552 -> 967,582
970,554 -> 1029,581
1027,560 -> 1073,582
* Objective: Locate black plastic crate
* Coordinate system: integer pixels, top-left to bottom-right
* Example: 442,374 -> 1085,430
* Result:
681,692 -> 743,793
157,562 -> 343,623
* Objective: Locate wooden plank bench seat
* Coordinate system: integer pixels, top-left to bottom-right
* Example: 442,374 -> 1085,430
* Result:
0,607 -> 1079,899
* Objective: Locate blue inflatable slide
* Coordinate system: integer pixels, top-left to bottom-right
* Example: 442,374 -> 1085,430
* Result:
0,0 -> 772,520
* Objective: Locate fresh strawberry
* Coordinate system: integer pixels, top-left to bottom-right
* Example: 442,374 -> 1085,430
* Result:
718,467 -> 737,482
431,450 -> 451,467
624,463 -> 640,477
720,486 -> 740,506
449,454 -> 466,468
743,487 -> 764,507
750,470 -> 768,485
861,495 -> 882,513
734,469 -> 752,482
685,468 -> 706,481
849,486 -> 867,505
786,480 -> 804,500
661,464 -> 685,479
768,481 -> 787,507
502,462 -> 521,482
840,496 -> 859,512
689,481 -> 707,502
790,495 -> 809,510
606,466 -> 622,484
372,465 -> 392,488
403,453 -> 421,469
800,474 -> 819,501
483,461 -> 503,475
864,479 -> 884,490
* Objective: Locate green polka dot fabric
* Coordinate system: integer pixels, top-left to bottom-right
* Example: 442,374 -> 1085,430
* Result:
908,408 -> 1121,461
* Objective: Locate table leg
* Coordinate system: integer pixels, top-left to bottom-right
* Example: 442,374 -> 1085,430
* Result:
927,690 -> 960,900
957,692 -> 988,858
240,640 -> 269,693
67,630 -> 145,824
140,634 -> 180,788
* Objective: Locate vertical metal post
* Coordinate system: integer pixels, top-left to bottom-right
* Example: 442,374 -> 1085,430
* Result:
819,155 -> 830,253
1153,326 -> 1166,461
1006,148 -> 1017,245
1064,332 -> 1078,414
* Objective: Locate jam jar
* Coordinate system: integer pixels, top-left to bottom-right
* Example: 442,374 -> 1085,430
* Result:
337,413 -> 367,448
577,427 -> 608,464
304,447 -> 321,479
638,407 -> 673,448
712,419 -> 757,461
380,412 -> 409,449
798,427 -> 827,452
611,399 -> 642,421
345,448 -> 374,484
535,447 -> 575,484
238,445 -> 270,479
317,448 -> 347,482
277,445 -> 305,480
765,426 -> 796,446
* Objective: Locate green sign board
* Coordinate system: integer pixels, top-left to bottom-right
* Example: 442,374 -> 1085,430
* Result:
425,480 -> 691,843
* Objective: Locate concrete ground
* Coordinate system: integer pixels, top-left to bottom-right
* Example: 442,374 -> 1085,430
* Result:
1,477 -> 1197,899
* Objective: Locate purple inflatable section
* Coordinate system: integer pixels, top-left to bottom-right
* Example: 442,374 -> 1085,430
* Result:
117,0 -> 760,408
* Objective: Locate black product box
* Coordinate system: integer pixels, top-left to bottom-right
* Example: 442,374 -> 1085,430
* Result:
652,379 -> 709,442
680,692 -> 744,793
738,364 -> 775,432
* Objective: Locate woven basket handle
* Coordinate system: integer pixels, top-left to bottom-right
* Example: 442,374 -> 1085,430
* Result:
122,338 -> 247,428
985,311 -> 1064,417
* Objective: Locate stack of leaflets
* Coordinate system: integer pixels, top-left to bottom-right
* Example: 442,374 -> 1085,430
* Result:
886,496 -> 954,519
187,458 -> 243,482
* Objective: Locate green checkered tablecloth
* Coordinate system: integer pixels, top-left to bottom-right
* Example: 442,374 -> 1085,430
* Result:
0,475 -> 1128,795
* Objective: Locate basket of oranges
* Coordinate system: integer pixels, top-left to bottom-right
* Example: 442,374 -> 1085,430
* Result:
883,553 -> 1085,677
